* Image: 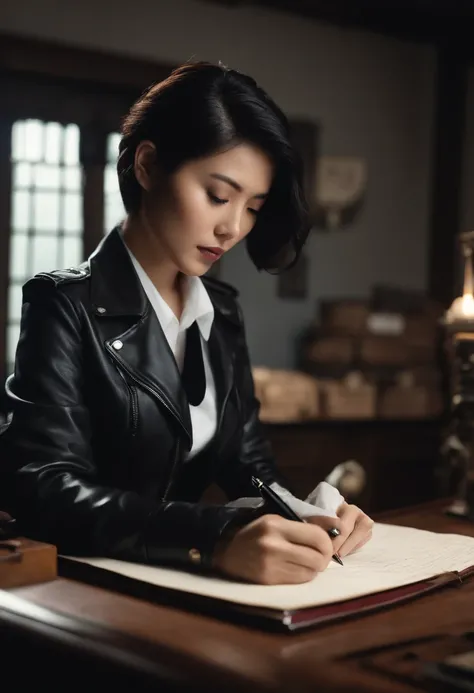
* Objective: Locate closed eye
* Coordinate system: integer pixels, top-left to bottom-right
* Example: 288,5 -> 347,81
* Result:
208,191 -> 260,216
208,192 -> 228,205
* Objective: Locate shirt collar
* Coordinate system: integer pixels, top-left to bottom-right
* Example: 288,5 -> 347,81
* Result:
180,275 -> 214,341
121,237 -> 214,341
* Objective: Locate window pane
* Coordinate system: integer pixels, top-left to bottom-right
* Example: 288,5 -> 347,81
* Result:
62,235 -> 82,269
7,285 -> 23,325
34,190 -> 60,232
63,192 -> 82,234
13,162 -> 31,188
64,167 -> 81,191
31,235 -> 59,275
7,119 -> 83,371
11,121 -> 25,161
107,132 -> 120,162
9,233 -> 28,280
104,133 -> 125,234
63,124 -> 79,165
44,122 -> 62,164
34,163 -> 61,190
12,190 -> 30,231
24,120 -> 43,162
105,196 -> 124,232
104,165 -> 117,194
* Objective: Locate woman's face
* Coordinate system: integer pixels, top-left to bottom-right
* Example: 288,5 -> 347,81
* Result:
135,142 -> 273,276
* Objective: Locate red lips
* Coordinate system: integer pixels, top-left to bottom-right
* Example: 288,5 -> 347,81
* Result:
198,246 -> 224,258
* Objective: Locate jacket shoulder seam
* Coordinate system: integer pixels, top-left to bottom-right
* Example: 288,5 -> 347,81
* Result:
34,267 -> 90,287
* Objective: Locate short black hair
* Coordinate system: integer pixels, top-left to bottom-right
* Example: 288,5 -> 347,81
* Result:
117,61 -> 309,272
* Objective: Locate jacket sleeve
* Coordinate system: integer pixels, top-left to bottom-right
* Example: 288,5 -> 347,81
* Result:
215,301 -> 291,500
1,278 -> 257,567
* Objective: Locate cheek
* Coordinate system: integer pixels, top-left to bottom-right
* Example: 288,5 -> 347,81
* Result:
171,186 -> 213,235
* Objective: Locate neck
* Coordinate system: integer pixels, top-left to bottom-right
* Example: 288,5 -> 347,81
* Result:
121,214 -> 184,317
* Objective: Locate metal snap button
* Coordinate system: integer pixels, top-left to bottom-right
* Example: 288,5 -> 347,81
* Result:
188,548 -> 201,564
112,340 -> 123,350
96,306 -> 107,314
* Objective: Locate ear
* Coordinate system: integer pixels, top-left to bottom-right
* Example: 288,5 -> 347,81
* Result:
134,140 -> 157,191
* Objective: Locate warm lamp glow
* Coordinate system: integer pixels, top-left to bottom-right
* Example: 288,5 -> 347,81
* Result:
446,243 -> 474,322
446,294 -> 474,322
463,292 -> 474,316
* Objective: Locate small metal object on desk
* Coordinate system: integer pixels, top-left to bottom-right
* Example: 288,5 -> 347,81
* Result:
442,231 -> 474,522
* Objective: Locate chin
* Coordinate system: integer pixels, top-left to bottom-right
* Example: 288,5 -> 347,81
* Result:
178,260 -> 210,278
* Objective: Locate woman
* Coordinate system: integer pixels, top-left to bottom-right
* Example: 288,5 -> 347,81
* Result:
0,62 -> 373,585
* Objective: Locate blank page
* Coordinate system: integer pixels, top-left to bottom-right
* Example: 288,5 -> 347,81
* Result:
66,523 -> 474,612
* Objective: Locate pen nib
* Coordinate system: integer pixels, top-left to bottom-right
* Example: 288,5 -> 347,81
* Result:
333,553 -> 344,566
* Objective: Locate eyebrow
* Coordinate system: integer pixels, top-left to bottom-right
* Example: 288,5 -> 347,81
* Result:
210,173 -> 268,199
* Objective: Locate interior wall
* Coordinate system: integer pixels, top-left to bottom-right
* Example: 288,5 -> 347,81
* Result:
0,0 -> 435,367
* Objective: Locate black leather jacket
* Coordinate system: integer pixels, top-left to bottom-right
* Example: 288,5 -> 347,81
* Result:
0,228 -> 281,568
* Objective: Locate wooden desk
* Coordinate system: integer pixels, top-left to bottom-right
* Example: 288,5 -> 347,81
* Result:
1,499 -> 474,692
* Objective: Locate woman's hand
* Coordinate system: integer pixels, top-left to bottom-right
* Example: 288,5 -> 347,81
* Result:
212,513 -> 343,585
307,502 -> 374,558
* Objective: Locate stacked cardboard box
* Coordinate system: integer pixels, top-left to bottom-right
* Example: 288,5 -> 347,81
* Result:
296,286 -> 445,419
318,371 -> 377,419
252,367 -> 319,422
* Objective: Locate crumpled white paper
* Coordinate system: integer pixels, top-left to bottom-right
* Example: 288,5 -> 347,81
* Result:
226,480 -> 344,519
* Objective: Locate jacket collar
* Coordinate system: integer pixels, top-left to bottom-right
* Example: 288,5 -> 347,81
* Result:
88,226 -> 147,317
86,226 -> 238,450
87,226 -> 240,328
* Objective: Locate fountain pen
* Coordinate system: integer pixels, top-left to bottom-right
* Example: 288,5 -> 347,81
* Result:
251,476 -> 344,566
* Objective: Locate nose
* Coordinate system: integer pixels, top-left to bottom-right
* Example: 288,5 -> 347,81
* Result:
214,206 -> 243,243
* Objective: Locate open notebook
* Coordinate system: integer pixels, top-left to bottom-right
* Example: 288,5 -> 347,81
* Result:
60,522 -> 474,631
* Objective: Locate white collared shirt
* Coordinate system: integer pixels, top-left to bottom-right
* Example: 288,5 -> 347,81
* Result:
123,246 -> 218,459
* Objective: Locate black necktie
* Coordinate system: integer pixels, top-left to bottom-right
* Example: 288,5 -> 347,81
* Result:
182,321 -> 206,406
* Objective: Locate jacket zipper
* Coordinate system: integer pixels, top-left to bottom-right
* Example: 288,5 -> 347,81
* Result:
117,369 -> 139,436
110,351 -> 193,499
111,353 -> 189,442
127,382 -> 139,436
117,361 -> 180,499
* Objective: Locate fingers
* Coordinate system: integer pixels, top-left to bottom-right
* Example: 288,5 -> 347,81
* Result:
283,540 -> 333,573
305,514 -> 345,553
254,515 -> 335,581
307,505 -> 374,557
268,505 -> 374,561
268,514 -> 335,558
218,501 -> 376,586
349,530 -> 373,554
219,512 -> 359,586
306,514 -> 344,534
337,504 -> 374,557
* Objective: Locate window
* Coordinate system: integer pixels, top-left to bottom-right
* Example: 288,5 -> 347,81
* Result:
0,36 -> 174,394
7,119 -> 83,374
104,132 -> 125,233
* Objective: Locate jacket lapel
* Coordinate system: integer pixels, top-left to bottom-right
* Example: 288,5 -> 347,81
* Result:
208,317 -> 233,431
105,308 -> 193,447
88,228 -> 193,449
203,281 -> 241,431
87,228 -> 242,452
